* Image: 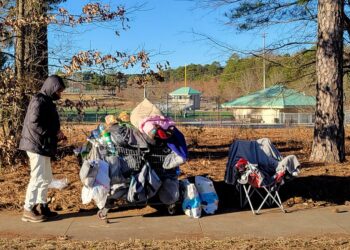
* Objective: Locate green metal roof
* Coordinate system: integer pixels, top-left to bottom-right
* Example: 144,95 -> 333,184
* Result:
221,85 -> 316,108
169,87 -> 201,96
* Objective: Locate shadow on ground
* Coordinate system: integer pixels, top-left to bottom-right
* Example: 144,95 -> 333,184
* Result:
29,175 -> 350,221
280,176 -> 350,204
212,175 -> 350,213
188,144 -> 231,160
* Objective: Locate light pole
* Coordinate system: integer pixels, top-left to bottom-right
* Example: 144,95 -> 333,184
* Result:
185,64 -> 187,87
262,33 -> 266,90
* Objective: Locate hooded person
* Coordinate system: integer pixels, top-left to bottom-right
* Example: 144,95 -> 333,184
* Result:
19,75 -> 66,223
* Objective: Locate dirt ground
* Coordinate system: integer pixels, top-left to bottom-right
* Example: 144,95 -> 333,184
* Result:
1,125 -> 350,248
1,125 -> 350,213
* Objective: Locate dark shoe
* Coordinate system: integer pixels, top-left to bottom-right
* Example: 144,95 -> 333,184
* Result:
22,209 -> 46,223
36,204 -> 59,219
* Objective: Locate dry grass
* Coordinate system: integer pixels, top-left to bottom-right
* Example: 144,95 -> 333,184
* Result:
1,126 -> 350,214
0,236 -> 350,249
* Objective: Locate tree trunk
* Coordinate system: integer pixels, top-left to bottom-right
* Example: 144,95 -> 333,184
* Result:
310,0 -> 345,163
11,0 -> 49,161
15,0 -> 48,90
15,0 -> 25,82
26,0 -> 49,90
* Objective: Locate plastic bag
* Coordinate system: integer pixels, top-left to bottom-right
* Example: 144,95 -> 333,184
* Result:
81,185 -> 108,209
48,178 -> 68,190
81,186 -> 93,204
181,179 -> 202,218
158,178 -> 179,205
79,160 -> 99,187
94,160 -> 110,190
91,185 -> 109,209
195,176 -> 219,215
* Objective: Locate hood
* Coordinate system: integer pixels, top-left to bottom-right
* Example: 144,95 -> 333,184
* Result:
40,75 -> 65,99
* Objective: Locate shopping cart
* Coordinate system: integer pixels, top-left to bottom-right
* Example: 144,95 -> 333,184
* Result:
97,144 -> 180,221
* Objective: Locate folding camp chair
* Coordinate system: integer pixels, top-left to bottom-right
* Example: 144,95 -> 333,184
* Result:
224,139 -> 299,215
239,178 -> 286,214
234,158 -> 285,214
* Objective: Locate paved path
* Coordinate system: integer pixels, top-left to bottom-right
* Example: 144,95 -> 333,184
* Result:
0,206 -> 349,240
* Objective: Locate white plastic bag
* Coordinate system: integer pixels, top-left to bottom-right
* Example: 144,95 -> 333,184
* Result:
81,185 -> 109,209
48,178 -> 68,190
81,186 -> 93,204
195,176 -> 219,215
181,179 -> 202,218
91,185 -> 109,209
94,160 -> 110,190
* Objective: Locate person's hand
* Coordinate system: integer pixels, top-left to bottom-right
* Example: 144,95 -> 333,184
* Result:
57,130 -> 67,142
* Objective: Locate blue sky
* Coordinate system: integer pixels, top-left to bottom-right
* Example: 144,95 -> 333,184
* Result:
48,0 -> 296,74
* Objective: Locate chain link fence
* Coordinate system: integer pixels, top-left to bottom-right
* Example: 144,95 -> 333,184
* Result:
59,90 -> 350,127
59,110 -> 321,127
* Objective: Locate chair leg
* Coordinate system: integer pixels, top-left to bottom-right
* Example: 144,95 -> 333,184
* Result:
243,185 -> 256,214
256,186 -> 285,214
269,185 -> 285,212
267,187 -> 273,207
242,185 -> 252,207
243,185 -> 260,208
255,188 -> 271,214
240,184 -> 286,214
239,184 -> 243,208
274,189 -> 286,213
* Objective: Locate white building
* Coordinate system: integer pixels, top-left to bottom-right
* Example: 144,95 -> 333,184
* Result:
221,85 -> 316,124
169,87 -> 201,110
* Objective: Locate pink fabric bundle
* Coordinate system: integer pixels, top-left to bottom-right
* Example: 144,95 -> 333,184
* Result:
139,115 -> 175,138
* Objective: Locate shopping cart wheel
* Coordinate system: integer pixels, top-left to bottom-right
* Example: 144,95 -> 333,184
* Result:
97,209 -> 108,220
167,204 -> 177,215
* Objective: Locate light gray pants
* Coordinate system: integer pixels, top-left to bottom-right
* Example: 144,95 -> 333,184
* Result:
24,151 -> 53,211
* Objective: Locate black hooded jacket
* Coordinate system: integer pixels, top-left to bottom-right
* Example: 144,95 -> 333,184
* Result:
19,75 -> 65,157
